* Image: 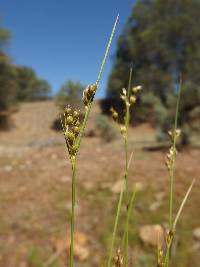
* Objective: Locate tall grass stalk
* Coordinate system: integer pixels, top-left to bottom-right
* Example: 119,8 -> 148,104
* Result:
164,82 -> 182,267
122,186 -> 137,249
123,68 -> 133,267
107,179 -> 125,267
62,15 -> 119,267
163,81 -> 194,267
168,82 -> 182,229
108,70 -> 141,267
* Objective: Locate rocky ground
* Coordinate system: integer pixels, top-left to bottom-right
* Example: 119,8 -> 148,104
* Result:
0,101 -> 199,267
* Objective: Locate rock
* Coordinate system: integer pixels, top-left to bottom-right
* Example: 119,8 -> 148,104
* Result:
193,227 -> 200,240
4,165 -> 13,172
139,224 -> 165,247
111,180 -> 124,194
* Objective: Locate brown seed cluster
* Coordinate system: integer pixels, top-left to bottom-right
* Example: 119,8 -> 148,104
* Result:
82,83 -> 97,108
61,105 -> 81,158
113,248 -> 123,267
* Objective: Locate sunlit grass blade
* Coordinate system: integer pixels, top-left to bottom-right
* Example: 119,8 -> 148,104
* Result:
122,186 -> 137,249
173,179 -> 195,230
67,15 -> 119,267
107,180 -> 125,267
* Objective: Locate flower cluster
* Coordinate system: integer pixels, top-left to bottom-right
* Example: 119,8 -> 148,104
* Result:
110,85 -> 142,138
82,83 -> 97,109
61,105 -> 81,158
113,248 -> 123,267
110,107 -> 118,122
120,85 -> 142,107
165,129 -> 181,171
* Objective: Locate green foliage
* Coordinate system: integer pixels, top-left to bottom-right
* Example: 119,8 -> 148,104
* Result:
0,53 -> 18,111
56,80 -> 85,111
15,66 -> 51,101
0,19 -> 51,118
156,85 -> 200,145
0,22 -> 17,112
95,114 -> 119,142
105,0 -> 200,145
107,0 -> 200,99
27,246 -> 43,267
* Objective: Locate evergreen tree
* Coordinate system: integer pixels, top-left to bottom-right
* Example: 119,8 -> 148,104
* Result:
107,0 -> 200,102
15,66 -> 51,101
0,22 -> 17,111
105,0 -> 200,144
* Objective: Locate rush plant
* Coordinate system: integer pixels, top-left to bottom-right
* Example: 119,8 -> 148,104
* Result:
61,15 -> 119,267
61,17 -> 194,267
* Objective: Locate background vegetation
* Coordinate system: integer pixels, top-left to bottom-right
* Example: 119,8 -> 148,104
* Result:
103,0 -> 200,145
0,19 -> 51,114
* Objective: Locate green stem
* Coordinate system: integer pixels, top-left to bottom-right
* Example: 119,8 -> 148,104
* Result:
69,158 -> 76,267
169,82 -> 182,229
96,14 -> 119,85
165,81 -> 182,267
68,15 -> 119,267
123,68 -> 132,267
107,180 -> 125,267
76,14 -> 119,152
122,186 -> 137,248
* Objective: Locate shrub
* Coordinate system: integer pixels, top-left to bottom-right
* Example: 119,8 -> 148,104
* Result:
0,53 -> 17,112
95,114 -> 119,142
15,66 -> 51,101
56,80 -> 85,111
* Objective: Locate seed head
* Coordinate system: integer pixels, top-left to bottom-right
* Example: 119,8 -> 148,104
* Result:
61,106 -> 81,158
64,106 -> 71,114
113,248 -> 123,267
73,126 -> 80,135
130,95 -> 136,104
65,131 -> 75,142
166,229 -> 174,246
132,85 -> 142,93
176,129 -> 181,137
120,126 -> 126,136
110,107 -> 118,122
65,115 -> 73,125
83,83 -> 97,108
73,110 -> 80,118
157,246 -> 164,267
120,94 -> 126,101
122,88 -> 127,95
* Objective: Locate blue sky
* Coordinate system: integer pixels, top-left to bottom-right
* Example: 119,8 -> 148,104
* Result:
0,0 -> 135,98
